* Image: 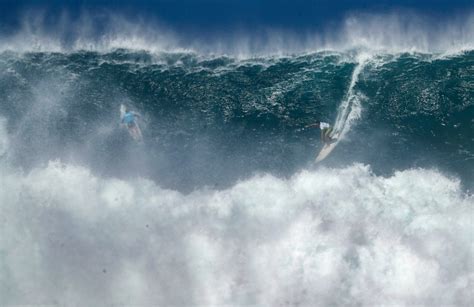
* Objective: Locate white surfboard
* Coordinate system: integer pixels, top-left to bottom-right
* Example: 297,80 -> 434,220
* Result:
120,104 -> 126,118
315,133 -> 339,163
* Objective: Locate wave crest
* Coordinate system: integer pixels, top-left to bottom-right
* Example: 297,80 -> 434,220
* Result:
1,10 -> 473,56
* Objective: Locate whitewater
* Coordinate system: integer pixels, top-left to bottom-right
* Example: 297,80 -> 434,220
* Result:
0,12 -> 473,307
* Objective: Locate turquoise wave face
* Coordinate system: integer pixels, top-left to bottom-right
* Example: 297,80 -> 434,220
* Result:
0,50 -> 472,190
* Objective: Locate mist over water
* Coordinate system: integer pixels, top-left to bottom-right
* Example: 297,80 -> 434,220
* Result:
0,9 -> 473,307
1,10 -> 474,55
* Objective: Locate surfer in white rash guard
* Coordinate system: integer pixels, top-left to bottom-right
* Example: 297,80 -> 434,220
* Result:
306,121 -> 336,144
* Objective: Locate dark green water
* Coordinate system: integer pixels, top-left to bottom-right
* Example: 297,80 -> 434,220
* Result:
0,50 -> 472,191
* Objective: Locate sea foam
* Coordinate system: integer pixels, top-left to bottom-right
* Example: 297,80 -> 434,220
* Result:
0,158 -> 472,306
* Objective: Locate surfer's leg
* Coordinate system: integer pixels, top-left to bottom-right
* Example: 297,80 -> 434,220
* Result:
323,128 -> 332,143
132,126 -> 139,138
326,127 -> 333,137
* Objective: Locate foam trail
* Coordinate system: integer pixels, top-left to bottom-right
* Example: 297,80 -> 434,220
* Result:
0,161 -> 472,306
332,54 -> 368,140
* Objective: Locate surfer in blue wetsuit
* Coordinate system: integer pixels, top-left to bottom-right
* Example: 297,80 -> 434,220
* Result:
121,108 -> 142,140
306,121 -> 336,144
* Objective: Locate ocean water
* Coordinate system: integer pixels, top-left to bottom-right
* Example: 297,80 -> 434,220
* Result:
0,14 -> 473,306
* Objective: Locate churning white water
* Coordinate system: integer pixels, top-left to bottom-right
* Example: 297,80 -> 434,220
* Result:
1,128 -> 472,306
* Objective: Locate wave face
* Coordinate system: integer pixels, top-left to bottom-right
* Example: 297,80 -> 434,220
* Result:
0,47 -> 473,306
0,50 -> 473,189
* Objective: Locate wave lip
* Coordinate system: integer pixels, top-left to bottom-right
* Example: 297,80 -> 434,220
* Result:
0,161 -> 472,306
1,11 -> 474,56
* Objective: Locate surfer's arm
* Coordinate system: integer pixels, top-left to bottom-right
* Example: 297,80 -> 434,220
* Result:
305,123 -> 320,129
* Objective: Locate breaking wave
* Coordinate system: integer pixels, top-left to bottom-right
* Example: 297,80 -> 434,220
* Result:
0,9 -> 473,306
